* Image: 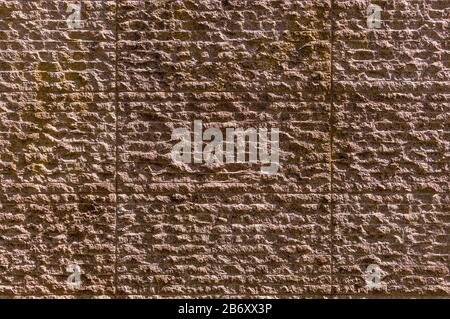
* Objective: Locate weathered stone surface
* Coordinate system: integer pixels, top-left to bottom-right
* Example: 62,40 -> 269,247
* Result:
0,1 -> 116,298
0,0 -> 448,298
332,0 -> 449,297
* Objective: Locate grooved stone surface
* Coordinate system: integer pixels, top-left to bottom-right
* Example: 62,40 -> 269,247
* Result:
0,0 -> 448,298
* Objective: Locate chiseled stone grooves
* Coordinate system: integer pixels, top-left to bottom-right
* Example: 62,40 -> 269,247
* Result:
332,0 -> 449,296
0,0 -> 448,298
116,0 -> 332,297
0,1 -> 117,297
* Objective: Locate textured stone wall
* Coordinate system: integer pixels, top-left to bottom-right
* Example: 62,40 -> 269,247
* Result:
0,0 -> 448,298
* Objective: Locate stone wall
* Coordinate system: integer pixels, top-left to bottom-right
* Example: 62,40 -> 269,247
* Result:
0,0 -> 448,298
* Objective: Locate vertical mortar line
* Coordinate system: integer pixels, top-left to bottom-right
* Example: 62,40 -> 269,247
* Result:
329,0 -> 335,296
113,0 -> 119,297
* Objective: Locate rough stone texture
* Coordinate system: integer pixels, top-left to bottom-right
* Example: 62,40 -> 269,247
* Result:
0,1 -> 116,297
332,0 -> 449,296
0,0 -> 448,298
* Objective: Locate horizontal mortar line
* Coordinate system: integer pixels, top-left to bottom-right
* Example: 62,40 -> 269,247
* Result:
334,122 -> 450,125
117,106 -> 330,110
117,200 -> 330,202
118,160 -> 329,164
115,195 -> 445,201
117,82 -> 331,87
331,203 -> 449,206
0,90 -> 116,94
118,3 -> 332,8
335,27 -> 449,31
0,294 -> 115,298
115,205 -> 327,208
334,98 -> 450,101
117,39 -> 331,44
115,191 -> 332,195
0,90 -> 328,95
0,51 -> 115,54
115,270 -> 441,275
118,55 -> 330,61
116,98 -> 330,102
333,125 -> 450,127
0,192 -> 116,195
119,283 -> 333,288
0,197 -> 325,203
336,41 -> 447,46
333,60 -> 450,64
114,294 -> 336,303
115,199 -> 329,203
118,100 -> 330,103
335,35 -> 450,39
117,240 -> 446,245
118,62 -> 330,67
2,274 -> 116,278
0,28 -> 115,32
0,91 -> 116,94
115,90 -> 330,94
118,29 -> 330,33
0,203 -> 116,206
117,236 -> 331,240
115,282 -> 333,286
117,225 -> 447,231
329,252 -> 448,255
117,114 -> 329,117
338,18 -> 447,22
118,18 -> 327,22
0,176 -> 118,179
113,183 -> 449,190
115,111 -> 330,115
21,17 -> 324,22
336,79 -> 450,82
117,29 -> 331,34
336,100 -> 450,103
0,151 -> 114,154
118,68 -> 330,73
0,20 -> 114,23
116,230 -> 433,237
0,154 -> 115,157
337,39 -> 450,43
0,71 -> 116,73
118,208 -> 448,212
0,40 -> 115,43
116,173 -> 331,177
116,206 -> 446,211
116,200 -> 445,205
0,190 -> 326,195
0,27 -> 116,30
0,111 -> 117,114
118,3 -> 331,8
119,58 -> 329,64
112,272 -> 329,278
335,80 -> 450,83
116,124 -> 326,128
335,104 -> 449,107
116,262 -> 329,268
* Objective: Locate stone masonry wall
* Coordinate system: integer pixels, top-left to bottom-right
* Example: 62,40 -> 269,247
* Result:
0,0 -> 448,298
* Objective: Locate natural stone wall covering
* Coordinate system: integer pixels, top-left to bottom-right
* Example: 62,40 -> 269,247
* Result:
0,0 -> 448,298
